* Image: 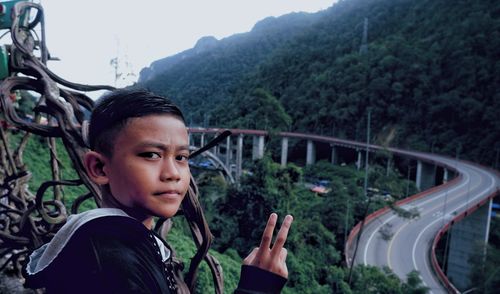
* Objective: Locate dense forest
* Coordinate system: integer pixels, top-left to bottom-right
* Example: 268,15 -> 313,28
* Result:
138,0 -> 500,167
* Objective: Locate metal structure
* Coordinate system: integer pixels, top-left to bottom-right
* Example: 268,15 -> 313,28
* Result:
0,1 -> 223,293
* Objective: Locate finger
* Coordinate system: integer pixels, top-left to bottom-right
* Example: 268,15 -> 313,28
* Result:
279,248 -> 288,263
243,248 -> 259,265
281,259 -> 288,278
271,215 -> 293,257
275,248 -> 289,278
259,213 -> 278,250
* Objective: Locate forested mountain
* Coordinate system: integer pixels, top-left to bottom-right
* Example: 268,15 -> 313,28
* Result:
138,0 -> 500,166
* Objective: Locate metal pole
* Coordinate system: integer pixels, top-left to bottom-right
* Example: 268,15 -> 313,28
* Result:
348,109 -> 371,285
406,164 -> 411,197
363,110 -> 371,197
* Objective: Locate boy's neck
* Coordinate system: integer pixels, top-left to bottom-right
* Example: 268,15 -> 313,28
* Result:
101,196 -> 154,229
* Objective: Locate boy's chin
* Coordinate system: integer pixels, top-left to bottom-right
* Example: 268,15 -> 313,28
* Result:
154,206 -> 182,219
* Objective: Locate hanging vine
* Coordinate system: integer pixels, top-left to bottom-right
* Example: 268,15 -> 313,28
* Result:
0,2 -> 223,292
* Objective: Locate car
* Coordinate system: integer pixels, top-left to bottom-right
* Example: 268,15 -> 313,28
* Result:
311,185 -> 329,194
198,160 -> 214,168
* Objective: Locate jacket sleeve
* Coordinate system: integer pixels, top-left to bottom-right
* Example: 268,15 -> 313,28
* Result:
234,265 -> 287,294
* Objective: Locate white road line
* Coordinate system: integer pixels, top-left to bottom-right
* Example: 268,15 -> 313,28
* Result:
363,172 -> 469,265
411,167 -> 495,279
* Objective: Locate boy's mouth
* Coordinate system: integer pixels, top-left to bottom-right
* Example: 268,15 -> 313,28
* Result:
153,190 -> 181,197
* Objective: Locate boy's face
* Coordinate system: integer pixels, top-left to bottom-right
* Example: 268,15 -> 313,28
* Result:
100,114 -> 190,223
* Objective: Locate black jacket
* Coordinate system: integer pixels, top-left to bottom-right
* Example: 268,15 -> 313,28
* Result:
23,209 -> 286,293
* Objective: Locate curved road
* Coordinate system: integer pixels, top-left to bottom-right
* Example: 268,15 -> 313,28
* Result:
188,128 -> 499,292
353,151 -> 500,293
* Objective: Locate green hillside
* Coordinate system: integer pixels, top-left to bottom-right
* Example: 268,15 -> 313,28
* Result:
139,0 -> 500,166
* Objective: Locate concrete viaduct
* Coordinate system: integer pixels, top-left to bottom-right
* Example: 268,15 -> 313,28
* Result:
188,127 -> 500,293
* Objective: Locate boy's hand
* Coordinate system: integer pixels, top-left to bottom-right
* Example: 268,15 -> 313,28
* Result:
243,213 -> 294,278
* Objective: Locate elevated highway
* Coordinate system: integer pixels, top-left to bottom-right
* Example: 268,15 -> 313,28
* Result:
188,128 -> 499,292
347,150 -> 499,293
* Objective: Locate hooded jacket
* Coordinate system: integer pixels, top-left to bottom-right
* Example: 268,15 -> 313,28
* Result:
23,208 -> 286,294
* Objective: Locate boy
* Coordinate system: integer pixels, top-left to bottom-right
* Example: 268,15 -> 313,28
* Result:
23,89 -> 293,293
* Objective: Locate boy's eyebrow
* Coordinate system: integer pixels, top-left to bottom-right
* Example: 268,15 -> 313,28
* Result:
136,141 -> 190,151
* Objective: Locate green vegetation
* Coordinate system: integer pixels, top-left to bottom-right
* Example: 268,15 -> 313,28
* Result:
434,208 -> 500,293
185,156 -> 425,292
466,216 -> 500,293
8,131 -> 93,211
139,0 -> 500,167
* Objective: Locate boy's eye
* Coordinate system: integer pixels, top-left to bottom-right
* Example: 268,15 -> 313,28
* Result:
176,154 -> 189,162
139,152 -> 161,159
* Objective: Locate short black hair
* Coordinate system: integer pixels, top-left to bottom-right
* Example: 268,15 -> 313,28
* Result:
88,88 -> 185,156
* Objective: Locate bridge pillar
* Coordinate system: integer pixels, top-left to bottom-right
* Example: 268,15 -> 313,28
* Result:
200,133 -> 205,147
213,134 -> 219,156
386,157 -> 392,176
225,136 -> 231,168
416,160 -> 436,190
443,168 -> 449,183
446,199 -> 492,291
306,140 -> 316,165
356,150 -> 363,170
330,145 -> 338,165
281,137 -> 288,167
236,135 -> 243,182
252,136 -> 265,160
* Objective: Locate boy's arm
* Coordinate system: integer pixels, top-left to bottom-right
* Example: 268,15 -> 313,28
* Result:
235,214 -> 293,294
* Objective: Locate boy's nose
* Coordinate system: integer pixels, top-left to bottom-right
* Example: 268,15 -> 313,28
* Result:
160,159 -> 180,181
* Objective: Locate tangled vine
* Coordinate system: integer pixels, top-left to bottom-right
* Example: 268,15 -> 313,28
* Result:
0,2 -> 223,292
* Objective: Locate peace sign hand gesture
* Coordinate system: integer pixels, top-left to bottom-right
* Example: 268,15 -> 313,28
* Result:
243,213 -> 294,278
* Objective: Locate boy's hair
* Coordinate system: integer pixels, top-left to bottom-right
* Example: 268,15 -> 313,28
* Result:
88,88 -> 185,156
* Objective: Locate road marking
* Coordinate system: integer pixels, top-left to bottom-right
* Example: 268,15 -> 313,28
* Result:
363,172 -> 468,265
387,172 -> 477,270
411,166 -> 495,288
362,160 -> 498,293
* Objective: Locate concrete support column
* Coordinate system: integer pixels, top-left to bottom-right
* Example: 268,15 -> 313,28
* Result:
225,136 -> 231,168
252,136 -> 258,160
215,144 -> 220,157
200,134 -> 205,147
386,157 -> 392,176
306,140 -> 316,165
416,160 -> 436,190
258,136 -> 265,159
236,135 -> 243,182
213,135 -> 219,156
281,137 -> 289,167
443,168 -> 449,183
356,150 -> 363,170
330,145 -> 338,165
188,133 -> 193,146
252,136 -> 265,160
446,199 -> 492,291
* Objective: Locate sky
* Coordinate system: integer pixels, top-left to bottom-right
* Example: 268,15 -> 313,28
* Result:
16,0 -> 334,96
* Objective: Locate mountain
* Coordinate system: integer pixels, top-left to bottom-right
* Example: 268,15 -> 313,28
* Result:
138,11 -> 324,124
138,0 -> 500,166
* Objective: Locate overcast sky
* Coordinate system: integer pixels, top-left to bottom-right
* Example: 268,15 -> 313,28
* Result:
24,0 -> 333,95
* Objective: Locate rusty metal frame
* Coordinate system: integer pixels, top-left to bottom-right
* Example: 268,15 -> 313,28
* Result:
0,2 -> 223,292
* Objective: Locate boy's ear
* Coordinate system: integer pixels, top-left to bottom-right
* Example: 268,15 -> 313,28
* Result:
84,151 -> 110,185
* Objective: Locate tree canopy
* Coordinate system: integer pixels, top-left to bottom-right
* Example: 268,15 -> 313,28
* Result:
139,0 -> 500,166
